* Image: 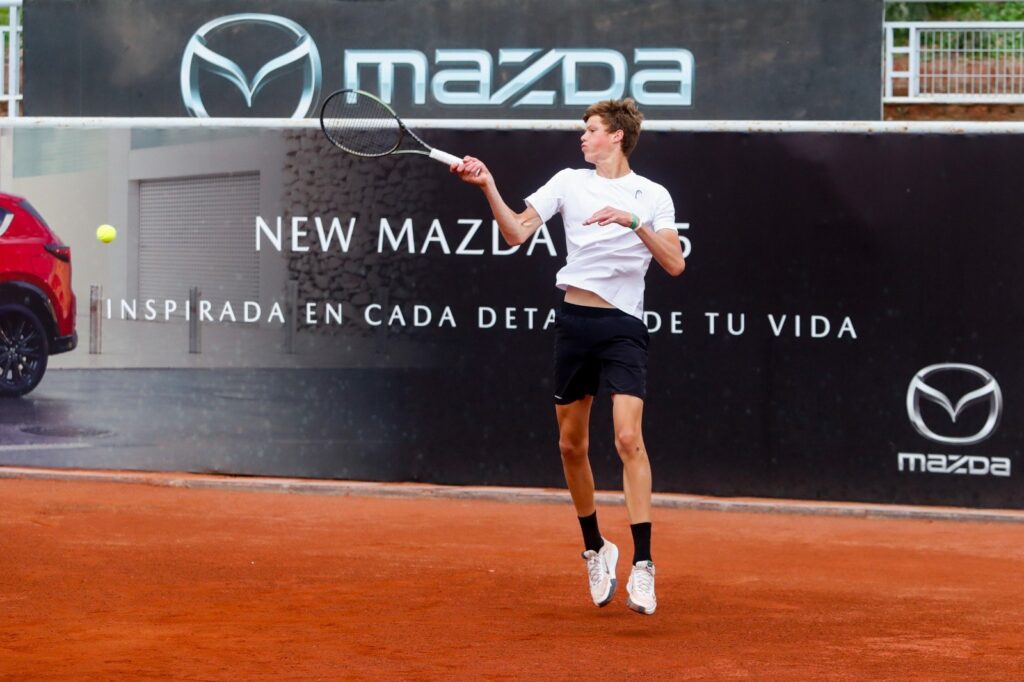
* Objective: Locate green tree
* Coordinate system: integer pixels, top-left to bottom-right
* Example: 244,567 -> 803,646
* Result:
887,2 -> 1024,21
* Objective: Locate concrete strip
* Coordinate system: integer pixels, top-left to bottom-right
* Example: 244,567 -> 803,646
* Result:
0,443 -> 93,452
1,465 -> 1022,524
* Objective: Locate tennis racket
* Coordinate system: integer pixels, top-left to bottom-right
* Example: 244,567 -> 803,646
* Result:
319,89 -> 473,172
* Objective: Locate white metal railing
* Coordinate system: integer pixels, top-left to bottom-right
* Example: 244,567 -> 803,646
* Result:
4,117 -> 1024,134
886,21 -> 1024,103
0,0 -> 21,116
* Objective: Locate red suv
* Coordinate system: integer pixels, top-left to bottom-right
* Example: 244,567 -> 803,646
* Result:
0,193 -> 76,397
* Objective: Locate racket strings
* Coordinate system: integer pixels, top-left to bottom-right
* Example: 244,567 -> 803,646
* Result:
321,91 -> 402,156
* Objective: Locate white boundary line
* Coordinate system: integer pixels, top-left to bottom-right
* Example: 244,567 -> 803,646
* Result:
1,466 -> 1022,524
3,117 -> 1024,134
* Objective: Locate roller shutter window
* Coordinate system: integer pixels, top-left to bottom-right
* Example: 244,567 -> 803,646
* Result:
138,173 -> 260,317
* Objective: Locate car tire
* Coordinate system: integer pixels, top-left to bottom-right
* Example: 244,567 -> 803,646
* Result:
0,303 -> 50,398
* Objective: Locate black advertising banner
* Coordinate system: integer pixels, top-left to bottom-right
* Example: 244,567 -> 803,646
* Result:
24,0 -> 883,120
3,127 -> 1022,509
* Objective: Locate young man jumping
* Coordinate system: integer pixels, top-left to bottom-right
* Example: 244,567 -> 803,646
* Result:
454,98 -> 684,615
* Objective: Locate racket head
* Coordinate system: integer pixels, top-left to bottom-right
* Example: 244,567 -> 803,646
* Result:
319,89 -> 404,157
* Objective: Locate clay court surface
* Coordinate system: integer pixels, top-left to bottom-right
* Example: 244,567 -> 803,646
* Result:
2,475 -> 1024,679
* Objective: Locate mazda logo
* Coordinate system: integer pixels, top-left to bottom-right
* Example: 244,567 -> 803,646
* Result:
180,13 -> 322,118
906,363 -> 1002,446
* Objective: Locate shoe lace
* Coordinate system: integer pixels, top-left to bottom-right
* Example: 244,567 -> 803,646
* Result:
586,553 -> 605,586
632,565 -> 654,594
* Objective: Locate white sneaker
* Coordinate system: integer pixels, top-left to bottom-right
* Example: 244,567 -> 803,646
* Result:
581,538 -> 619,607
626,560 -> 657,615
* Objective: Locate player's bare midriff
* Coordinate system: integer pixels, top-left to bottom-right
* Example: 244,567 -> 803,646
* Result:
564,285 -> 616,308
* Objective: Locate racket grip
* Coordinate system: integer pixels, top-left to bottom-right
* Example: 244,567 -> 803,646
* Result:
429,148 -> 464,167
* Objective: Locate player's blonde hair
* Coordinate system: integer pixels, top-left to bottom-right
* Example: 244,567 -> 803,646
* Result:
583,98 -> 644,157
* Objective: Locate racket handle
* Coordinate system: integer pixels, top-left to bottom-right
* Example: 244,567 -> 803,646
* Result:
429,148 -> 464,167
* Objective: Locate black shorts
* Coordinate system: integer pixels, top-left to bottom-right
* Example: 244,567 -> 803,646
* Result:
553,302 -> 650,405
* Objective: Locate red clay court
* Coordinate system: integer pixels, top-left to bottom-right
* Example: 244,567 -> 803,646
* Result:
2,471 -> 1024,679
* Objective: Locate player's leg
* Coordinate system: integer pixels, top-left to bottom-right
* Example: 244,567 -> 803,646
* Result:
555,395 -> 596,518
554,306 -> 620,607
611,394 -> 651,526
611,393 -> 657,615
556,395 -> 619,607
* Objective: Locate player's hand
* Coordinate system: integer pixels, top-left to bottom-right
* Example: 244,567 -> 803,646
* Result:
452,156 -> 489,187
583,206 -> 632,228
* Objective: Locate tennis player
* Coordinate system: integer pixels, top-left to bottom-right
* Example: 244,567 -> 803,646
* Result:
453,98 -> 684,615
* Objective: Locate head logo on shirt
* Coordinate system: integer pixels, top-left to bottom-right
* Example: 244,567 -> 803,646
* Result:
635,190 -> 643,200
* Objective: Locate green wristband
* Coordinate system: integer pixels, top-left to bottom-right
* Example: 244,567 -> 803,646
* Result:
628,214 -> 639,231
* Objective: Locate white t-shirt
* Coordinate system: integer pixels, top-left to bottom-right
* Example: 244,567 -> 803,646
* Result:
525,168 -> 676,319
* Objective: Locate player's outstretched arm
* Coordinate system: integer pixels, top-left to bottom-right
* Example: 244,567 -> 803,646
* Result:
452,156 -> 543,247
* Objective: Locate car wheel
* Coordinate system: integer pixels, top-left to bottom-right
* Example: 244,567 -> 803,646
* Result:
0,304 -> 49,398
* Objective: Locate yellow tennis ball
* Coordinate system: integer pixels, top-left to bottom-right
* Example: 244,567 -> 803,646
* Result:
96,224 -> 117,244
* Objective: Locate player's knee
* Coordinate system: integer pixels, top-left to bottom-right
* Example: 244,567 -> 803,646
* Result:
614,429 -> 644,461
559,438 -> 588,464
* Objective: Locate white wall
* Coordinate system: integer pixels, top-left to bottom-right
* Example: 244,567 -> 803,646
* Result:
1,127 -> 289,323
